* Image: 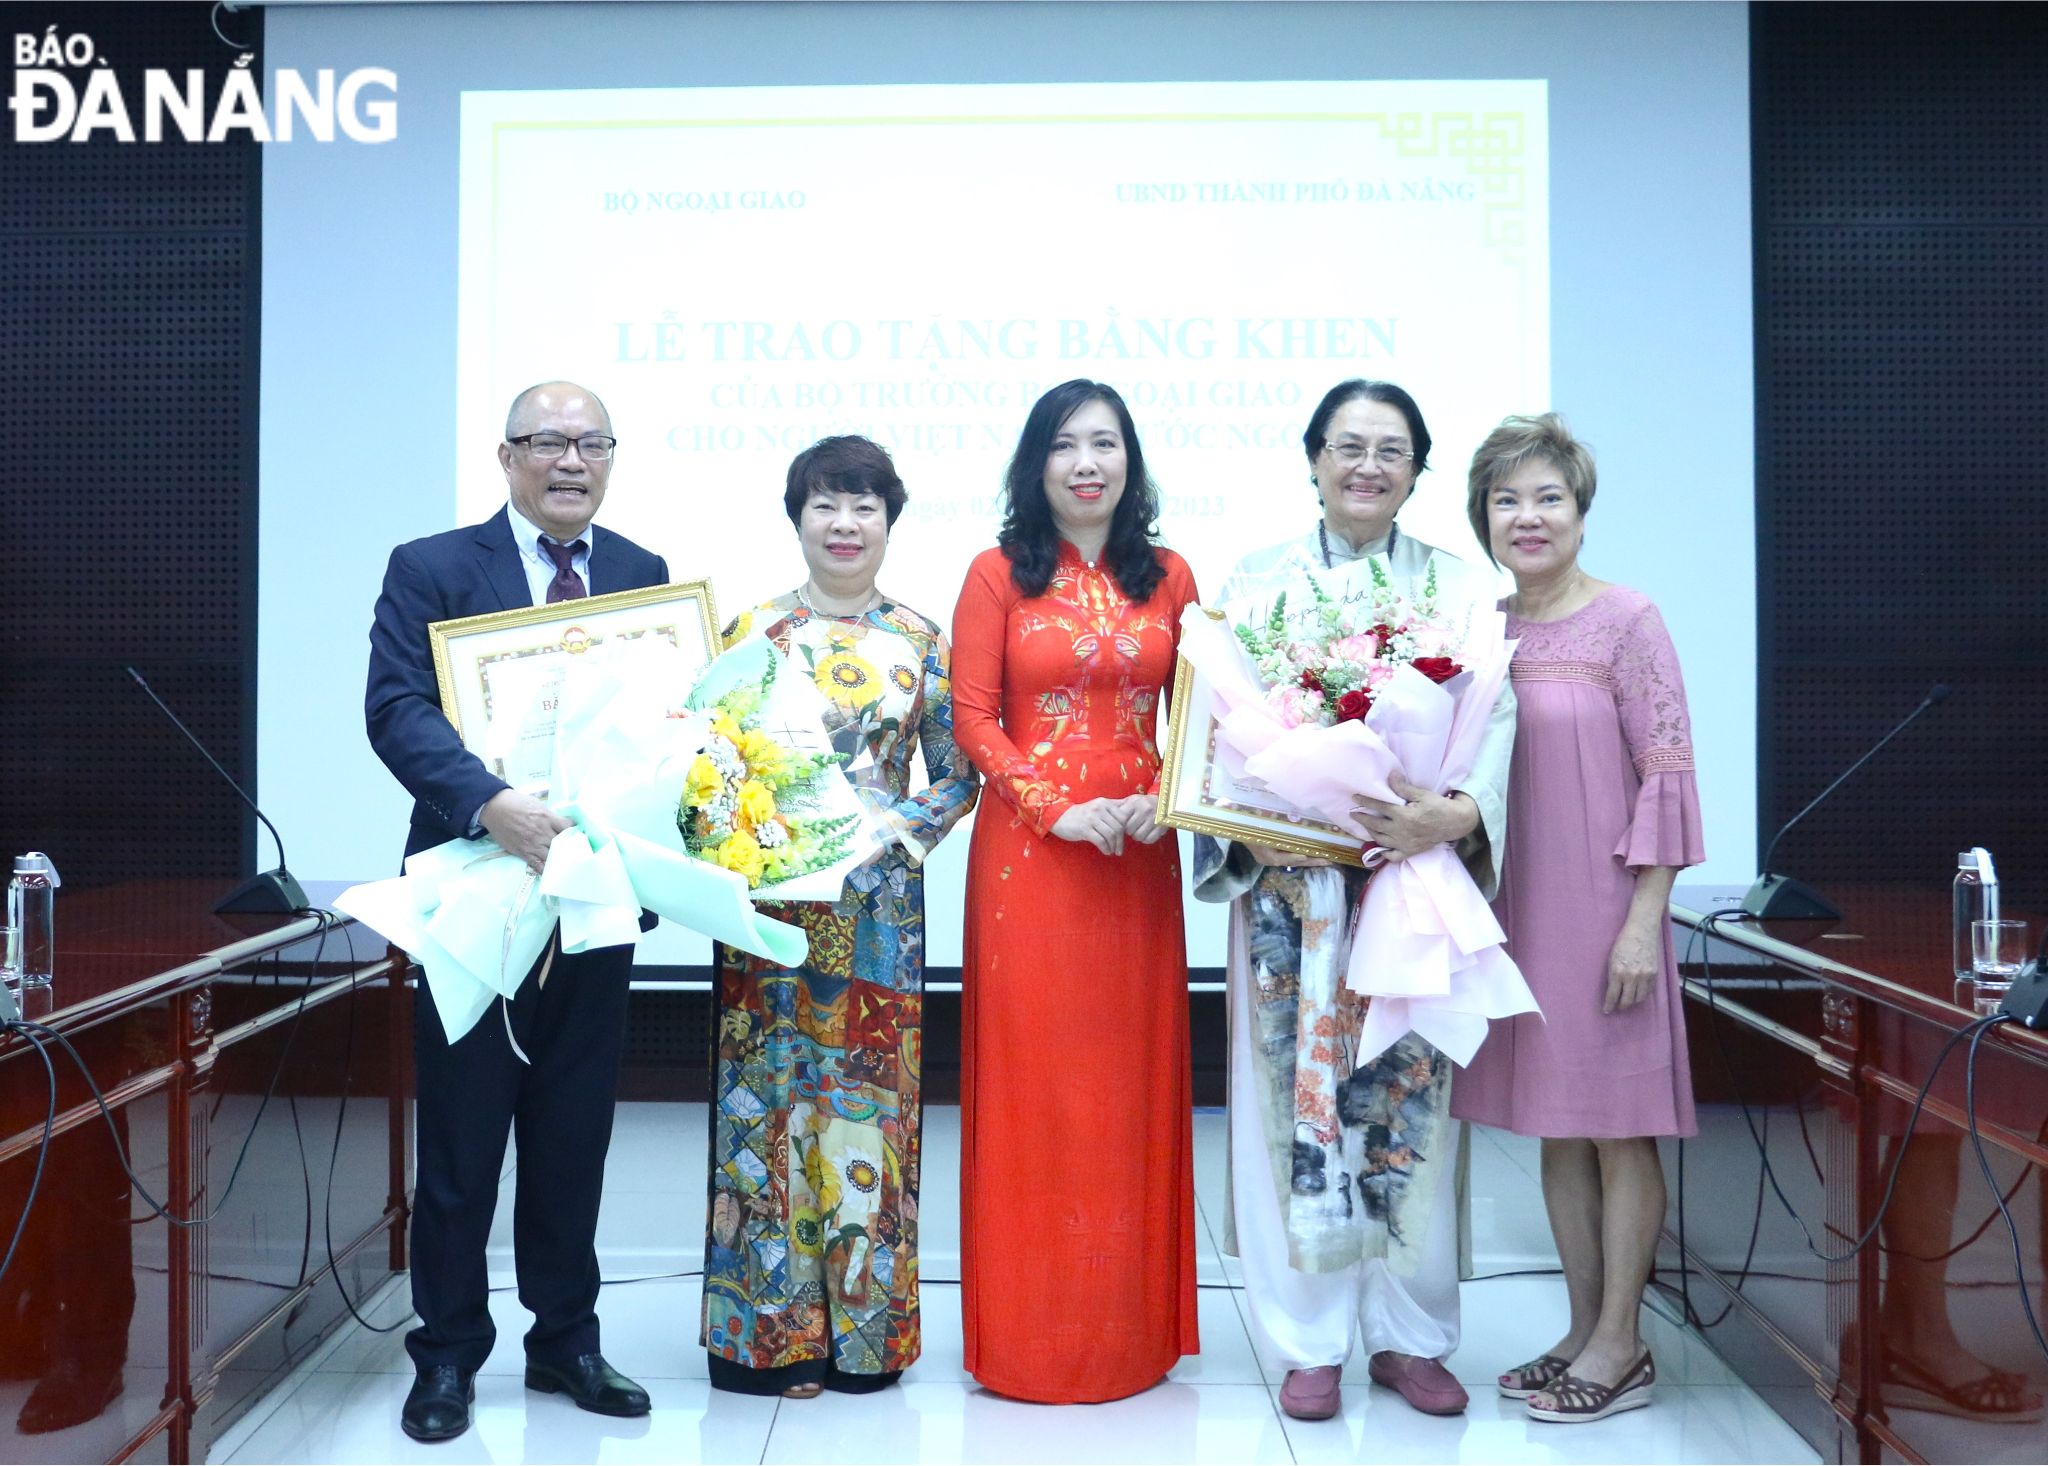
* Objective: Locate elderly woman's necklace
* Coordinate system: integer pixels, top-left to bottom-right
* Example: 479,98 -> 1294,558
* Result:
1319,520 -> 1399,569
799,580 -> 882,618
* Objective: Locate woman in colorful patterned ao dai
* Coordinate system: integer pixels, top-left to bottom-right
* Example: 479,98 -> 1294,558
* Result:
702,436 -> 978,1398
1453,413 -> 1703,1424
951,379 -> 1201,1403
1193,379 -> 1515,1423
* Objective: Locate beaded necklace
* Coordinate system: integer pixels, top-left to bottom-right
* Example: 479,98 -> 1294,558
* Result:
1318,520 -> 1399,569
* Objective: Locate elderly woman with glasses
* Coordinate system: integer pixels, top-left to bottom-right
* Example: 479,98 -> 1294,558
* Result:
1193,379 -> 1516,1422
701,435 -> 978,1400
1452,413 -> 1704,1424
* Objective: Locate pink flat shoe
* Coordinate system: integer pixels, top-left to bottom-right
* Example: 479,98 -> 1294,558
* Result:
1278,1365 -> 1343,1420
1368,1351 -> 1470,1416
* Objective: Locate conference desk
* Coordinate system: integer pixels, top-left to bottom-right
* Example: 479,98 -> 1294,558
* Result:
1669,884 -> 2048,1464
0,885 -> 409,1465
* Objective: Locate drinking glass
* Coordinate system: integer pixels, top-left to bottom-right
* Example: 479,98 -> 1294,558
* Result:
1972,919 -> 2029,1017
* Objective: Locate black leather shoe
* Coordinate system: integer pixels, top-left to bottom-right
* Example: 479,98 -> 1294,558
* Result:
524,1352 -> 651,1417
401,1365 -> 475,1442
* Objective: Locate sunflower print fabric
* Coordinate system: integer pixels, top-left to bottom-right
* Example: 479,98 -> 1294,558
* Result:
702,593 -> 978,1380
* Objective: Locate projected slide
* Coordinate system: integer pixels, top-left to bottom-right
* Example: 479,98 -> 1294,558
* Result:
457,80 -> 1548,620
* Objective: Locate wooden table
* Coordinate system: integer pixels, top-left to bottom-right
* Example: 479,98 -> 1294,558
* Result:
1669,884 -> 2047,1464
0,884 -> 410,1464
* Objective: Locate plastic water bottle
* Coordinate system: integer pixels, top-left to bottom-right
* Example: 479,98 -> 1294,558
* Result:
7,853 -> 57,990
1954,852 -> 1985,983
1949,847 -> 1998,995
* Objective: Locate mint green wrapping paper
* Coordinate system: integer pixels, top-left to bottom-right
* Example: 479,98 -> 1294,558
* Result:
336,641 -> 815,1043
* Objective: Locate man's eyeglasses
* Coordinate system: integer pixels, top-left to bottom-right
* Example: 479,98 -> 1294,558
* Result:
1322,440 -> 1414,469
509,432 -> 617,462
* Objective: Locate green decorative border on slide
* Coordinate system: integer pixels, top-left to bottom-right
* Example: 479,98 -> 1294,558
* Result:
1363,111 -> 1532,255
487,106 -> 1534,261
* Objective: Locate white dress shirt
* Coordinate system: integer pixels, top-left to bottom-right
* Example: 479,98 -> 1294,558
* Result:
506,500 -> 595,605
468,504 -> 599,835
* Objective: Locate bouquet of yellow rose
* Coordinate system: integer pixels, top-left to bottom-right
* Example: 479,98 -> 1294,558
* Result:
678,647 -> 864,889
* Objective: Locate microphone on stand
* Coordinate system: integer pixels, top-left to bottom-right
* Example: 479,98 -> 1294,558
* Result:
126,667 -> 310,915
1741,683 -> 1951,920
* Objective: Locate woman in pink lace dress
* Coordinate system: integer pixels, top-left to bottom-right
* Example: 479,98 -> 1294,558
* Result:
1452,414 -> 1705,1425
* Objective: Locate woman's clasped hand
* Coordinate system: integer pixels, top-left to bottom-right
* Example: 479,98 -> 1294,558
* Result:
1048,793 -> 1168,854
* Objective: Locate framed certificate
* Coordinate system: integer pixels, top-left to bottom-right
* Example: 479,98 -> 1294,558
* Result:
1155,609 -> 1368,867
429,580 -> 721,798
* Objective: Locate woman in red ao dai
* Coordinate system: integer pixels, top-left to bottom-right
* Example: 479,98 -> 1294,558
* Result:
950,381 -> 1202,1403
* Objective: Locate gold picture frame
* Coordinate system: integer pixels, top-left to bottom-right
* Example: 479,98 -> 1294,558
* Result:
1154,609 -> 1367,868
428,580 -> 721,799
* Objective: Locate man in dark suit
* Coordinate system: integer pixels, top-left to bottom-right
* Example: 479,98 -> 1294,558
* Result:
366,381 -> 665,1442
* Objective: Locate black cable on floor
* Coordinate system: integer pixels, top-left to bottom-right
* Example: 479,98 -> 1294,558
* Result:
1687,910 -> 2004,1266
318,919 -> 411,1335
1673,914 -> 1778,1332
2,913 -> 343,1238
1963,1016 -> 2048,1366
0,1022 -> 59,1291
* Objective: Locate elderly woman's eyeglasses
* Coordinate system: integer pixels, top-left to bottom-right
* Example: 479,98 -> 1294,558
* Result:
509,432 -> 617,462
1322,439 -> 1414,469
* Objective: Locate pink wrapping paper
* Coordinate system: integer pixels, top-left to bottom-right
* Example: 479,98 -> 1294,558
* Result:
1178,603 -> 1541,1066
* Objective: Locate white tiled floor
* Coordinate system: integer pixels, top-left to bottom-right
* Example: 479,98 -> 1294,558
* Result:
207,1106 -> 1819,1466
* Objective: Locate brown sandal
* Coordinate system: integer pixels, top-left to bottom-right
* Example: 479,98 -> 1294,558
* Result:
1526,1351 -> 1655,1423
780,1381 -> 824,1400
1883,1352 -> 2044,1422
1498,1354 -> 1571,1400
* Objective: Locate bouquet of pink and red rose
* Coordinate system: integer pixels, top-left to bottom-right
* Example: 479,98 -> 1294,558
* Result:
1177,554 -> 1540,1065
1231,559 -> 1467,730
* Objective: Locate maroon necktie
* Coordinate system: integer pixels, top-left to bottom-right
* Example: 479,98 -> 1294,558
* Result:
541,539 -> 588,603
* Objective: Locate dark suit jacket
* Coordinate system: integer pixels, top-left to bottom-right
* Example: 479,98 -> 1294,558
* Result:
366,506 -> 671,860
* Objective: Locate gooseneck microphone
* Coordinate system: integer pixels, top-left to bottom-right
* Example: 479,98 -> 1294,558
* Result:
1742,683 -> 1952,920
126,666 -> 310,915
